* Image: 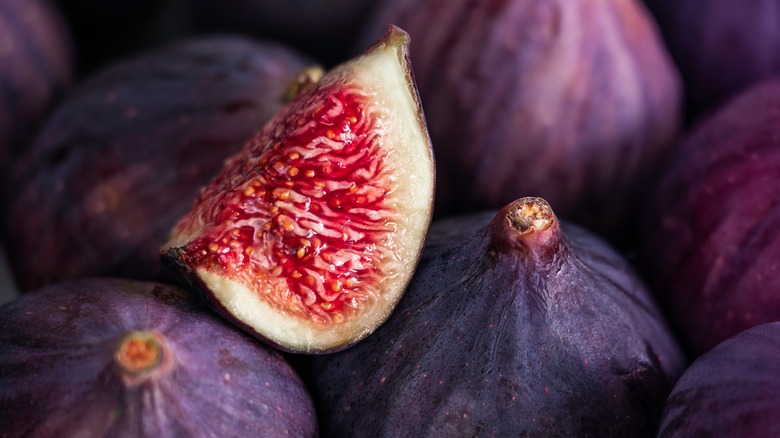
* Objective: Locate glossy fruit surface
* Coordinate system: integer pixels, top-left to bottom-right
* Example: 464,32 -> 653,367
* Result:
4,36 -> 313,291
358,0 -> 681,242
658,322 -> 780,437
163,27 -> 435,354
311,197 -> 685,436
0,278 -> 317,437
641,79 -> 780,356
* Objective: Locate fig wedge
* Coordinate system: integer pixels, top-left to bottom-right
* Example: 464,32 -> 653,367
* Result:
162,26 -> 435,354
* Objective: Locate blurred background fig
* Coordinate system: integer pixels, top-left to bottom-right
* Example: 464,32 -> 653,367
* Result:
358,0 -> 682,244
2,37 -> 315,292
187,0 -> 376,66
657,322 -> 780,437
310,197 -> 685,437
641,79 -> 780,357
0,0 -> 73,171
0,278 -> 317,436
644,0 -> 780,119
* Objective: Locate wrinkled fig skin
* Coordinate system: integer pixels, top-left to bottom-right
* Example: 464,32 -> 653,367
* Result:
311,198 -> 685,437
641,80 -> 780,357
0,279 -> 317,437
645,0 -> 780,119
0,0 -> 73,170
188,0 -> 376,65
359,0 -> 681,243
658,323 -> 780,437
3,37 -> 313,292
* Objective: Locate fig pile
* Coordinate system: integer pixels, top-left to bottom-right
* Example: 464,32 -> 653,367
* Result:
2,0 -> 779,436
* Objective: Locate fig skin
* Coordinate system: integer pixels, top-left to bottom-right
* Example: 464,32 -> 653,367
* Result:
187,0 -> 376,65
640,79 -> 780,357
310,197 -> 685,437
3,37 -> 315,292
162,27 -> 435,355
0,0 -> 73,170
358,0 -> 682,243
0,278 -> 317,437
645,0 -> 780,118
657,322 -> 780,437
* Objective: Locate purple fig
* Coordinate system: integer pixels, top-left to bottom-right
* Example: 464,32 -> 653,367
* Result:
645,0 -> 780,118
641,79 -> 780,357
0,0 -> 73,169
3,37 -> 316,292
310,197 -> 685,437
0,278 -> 317,436
657,322 -> 780,437
358,0 -> 682,243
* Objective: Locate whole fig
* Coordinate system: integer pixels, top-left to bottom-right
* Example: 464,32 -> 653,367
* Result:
658,322 -> 780,437
3,37 -> 315,292
0,0 -> 73,170
641,79 -> 780,357
0,278 -> 317,436
310,197 -> 685,437
358,0 -> 682,243
645,0 -> 780,118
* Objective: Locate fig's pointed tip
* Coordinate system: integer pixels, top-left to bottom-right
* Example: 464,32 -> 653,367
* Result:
506,197 -> 555,234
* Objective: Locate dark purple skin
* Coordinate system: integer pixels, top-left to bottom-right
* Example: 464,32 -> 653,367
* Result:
0,278 -> 318,436
310,197 -> 685,437
0,0 -> 73,169
3,37 -> 315,292
357,0 -> 681,243
657,322 -> 780,437
641,79 -> 780,357
645,0 -> 780,119
187,0 -> 376,65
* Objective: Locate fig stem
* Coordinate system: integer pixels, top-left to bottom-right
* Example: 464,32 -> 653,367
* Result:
506,197 -> 554,234
115,331 -> 165,379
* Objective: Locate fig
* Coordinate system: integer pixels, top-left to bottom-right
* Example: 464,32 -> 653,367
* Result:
358,0 -> 682,242
3,36 -> 314,292
309,197 -> 685,437
162,27 -> 435,354
645,0 -> 780,118
0,278 -> 317,436
640,79 -> 780,357
657,322 -> 780,437
187,0 -> 375,65
0,0 -> 73,169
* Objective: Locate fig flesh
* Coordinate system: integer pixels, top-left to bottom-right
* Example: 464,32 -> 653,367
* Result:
0,278 -> 317,437
358,0 -> 681,242
310,197 -> 685,437
0,0 -> 73,169
657,322 -> 780,437
162,27 -> 435,354
641,79 -> 780,357
3,37 -> 314,292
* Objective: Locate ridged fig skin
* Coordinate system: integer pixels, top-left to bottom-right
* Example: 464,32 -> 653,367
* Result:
657,322 -> 780,437
3,37 -> 314,292
188,0 -> 376,65
310,198 -> 685,437
0,0 -> 73,169
0,278 -> 317,437
645,0 -> 780,118
358,0 -> 681,242
641,79 -> 780,357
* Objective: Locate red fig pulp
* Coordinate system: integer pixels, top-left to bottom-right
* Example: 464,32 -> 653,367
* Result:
311,197 -> 685,436
163,27 -> 435,353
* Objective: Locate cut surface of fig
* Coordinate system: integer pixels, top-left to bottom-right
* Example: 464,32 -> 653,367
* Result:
163,26 -> 434,354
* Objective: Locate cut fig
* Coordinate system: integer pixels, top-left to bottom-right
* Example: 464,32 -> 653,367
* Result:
310,197 -> 685,436
162,27 -> 435,354
0,279 -> 317,436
